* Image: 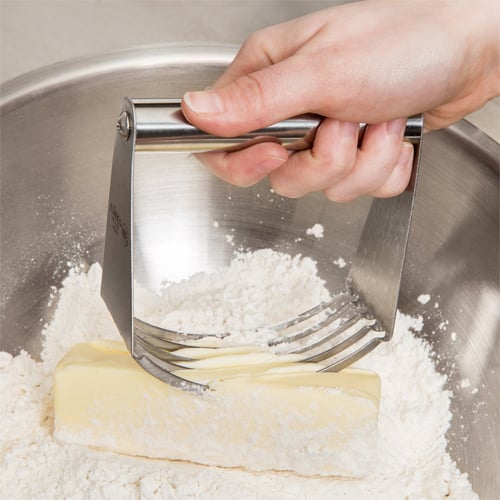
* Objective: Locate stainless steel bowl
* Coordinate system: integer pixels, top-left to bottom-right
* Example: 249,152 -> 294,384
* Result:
1,44 -> 498,497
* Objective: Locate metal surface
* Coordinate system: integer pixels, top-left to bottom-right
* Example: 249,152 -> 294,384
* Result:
102,98 -> 422,385
0,45 -> 498,496
117,98 -> 422,151
130,293 -> 378,386
350,117 -> 423,337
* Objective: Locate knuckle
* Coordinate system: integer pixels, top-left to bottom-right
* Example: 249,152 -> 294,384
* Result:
220,162 -> 259,189
323,187 -> 354,204
243,31 -> 266,53
243,27 -> 277,60
371,171 -> 411,199
230,74 -> 268,118
328,156 -> 355,181
269,174 -> 301,199
363,175 -> 389,194
312,124 -> 358,182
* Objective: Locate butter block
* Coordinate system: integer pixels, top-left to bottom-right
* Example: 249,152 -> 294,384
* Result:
53,340 -> 381,478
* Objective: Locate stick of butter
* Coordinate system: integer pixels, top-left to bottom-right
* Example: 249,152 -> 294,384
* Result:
53,340 -> 381,478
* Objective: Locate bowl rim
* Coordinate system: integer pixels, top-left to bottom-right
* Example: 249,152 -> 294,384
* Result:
1,42 -> 498,172
0,42 -> 237,111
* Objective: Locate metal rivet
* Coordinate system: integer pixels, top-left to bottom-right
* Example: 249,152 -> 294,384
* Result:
116,111 -> 131,140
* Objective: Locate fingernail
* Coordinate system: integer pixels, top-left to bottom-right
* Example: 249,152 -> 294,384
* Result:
339,121 -> 358,140
386,118 -> 406,137
183,90 -> 224,114
255,155 -> 287,174
397,142 -> 414,167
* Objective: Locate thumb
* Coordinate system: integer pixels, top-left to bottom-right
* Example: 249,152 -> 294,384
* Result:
181,56 -> 317,137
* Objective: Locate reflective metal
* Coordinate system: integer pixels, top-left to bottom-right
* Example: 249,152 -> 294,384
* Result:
350,115 -> 423,337
120,98 -> 423,151
102,97 -> 422,384
0,45 -> 498,496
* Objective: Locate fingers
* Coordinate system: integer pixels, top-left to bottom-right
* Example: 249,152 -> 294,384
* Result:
323,118 -> 411,202
369,142 -> 414,198
268,119 -> 359,197
194,118 -> 415,201
194,142 -> 288,188
272,118 -> 413,202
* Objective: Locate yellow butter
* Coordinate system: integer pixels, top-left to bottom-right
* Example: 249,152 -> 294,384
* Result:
53,340 -> 381,477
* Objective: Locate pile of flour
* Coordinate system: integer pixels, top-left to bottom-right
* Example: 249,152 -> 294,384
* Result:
135,250 -> 331,346
0,249 -> 477,499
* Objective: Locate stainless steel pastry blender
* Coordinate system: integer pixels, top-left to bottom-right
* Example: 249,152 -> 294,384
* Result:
101,98 -> 423,390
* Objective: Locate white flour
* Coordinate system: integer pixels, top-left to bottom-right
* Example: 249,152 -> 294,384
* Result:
135,250 -> 330,346
306,223 -> 324,239
0,250 -> 477,499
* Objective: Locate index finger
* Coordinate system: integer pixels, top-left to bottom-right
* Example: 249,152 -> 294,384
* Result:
213,13 -> 326,89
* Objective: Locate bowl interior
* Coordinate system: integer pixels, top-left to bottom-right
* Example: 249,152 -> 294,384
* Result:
1,44 -> 498,496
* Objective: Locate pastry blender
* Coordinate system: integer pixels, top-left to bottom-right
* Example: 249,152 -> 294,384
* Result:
101,98 -> 423,391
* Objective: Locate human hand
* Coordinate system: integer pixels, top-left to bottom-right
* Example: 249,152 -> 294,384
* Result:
181,0 -> 499,202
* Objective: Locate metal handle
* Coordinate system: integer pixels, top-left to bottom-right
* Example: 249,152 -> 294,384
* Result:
118,98 -> 423,152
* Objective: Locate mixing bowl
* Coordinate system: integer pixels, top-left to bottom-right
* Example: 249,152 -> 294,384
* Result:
1,44 -> 498,497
